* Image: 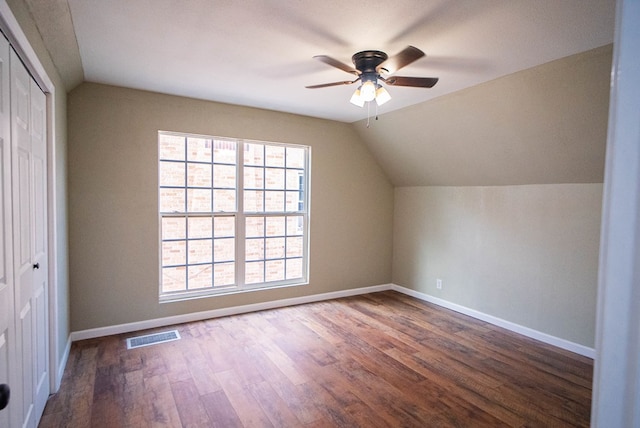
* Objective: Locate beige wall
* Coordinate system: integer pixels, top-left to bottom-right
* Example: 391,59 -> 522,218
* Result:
8,0 -> 70,378
67,83 -> 393,331
378,45 -> 610,349
393,185 -> 602,348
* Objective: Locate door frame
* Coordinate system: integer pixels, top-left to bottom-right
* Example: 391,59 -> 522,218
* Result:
0,1 -> 61,392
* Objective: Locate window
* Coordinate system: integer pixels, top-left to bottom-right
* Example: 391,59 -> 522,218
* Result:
158,132 -> 310,301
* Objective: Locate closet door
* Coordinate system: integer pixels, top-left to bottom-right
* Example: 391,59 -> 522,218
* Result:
11,48 -> 48,428
28,55 -> 48,423
0,36 -> 15,428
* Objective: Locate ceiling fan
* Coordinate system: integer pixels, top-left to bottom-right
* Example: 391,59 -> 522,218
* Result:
306,46 -> 439,107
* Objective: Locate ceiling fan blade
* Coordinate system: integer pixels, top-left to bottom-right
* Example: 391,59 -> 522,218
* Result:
313,55 -> 360,75
383,76 -> 439,88
377,46 -> 425,74
305,79 -> 359,89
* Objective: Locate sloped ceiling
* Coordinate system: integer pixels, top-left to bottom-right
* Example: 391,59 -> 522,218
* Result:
24,0 -> 83,89
23,0 -> 615,186
353,45 -> 612,186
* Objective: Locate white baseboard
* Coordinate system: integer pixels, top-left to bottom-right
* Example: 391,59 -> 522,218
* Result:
391,284 -> 595,359
70,283 -> 393,342
69,282 -> 595,359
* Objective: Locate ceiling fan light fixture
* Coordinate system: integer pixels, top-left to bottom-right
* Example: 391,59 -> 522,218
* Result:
375,85 -> 391,106
360,80 -> 376,102
350,87 -> 365,107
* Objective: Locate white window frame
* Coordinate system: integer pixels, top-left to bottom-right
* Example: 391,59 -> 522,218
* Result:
158,131 -> 310,302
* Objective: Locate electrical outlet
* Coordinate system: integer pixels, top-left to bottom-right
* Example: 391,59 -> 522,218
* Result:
436,279 -> 442,290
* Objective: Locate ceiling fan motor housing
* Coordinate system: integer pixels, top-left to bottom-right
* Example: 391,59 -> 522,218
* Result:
352,50 -> 388,73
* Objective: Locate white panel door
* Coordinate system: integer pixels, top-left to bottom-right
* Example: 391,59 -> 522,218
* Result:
11,48 -> 49,428
28,59 -> 49,422
0,36 -> 15,428
11,46 -> 34,428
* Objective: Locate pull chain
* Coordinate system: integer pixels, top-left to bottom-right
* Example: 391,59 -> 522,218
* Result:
365,101 -> 380,127
366,101 -> 371,127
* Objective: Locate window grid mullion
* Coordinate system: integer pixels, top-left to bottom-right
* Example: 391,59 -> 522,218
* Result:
183,136 -> 191,290
262,146 -> 266,283
236,141 -> 245,288
210,139 -> 215,287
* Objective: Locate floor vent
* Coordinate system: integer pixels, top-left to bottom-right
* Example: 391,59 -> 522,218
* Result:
126,330 -> 181,349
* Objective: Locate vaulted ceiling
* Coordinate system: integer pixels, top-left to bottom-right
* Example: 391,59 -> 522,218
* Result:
24,0 -> 616,185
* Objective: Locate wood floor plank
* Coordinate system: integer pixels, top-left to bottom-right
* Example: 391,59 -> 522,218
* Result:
41,343 -> 98,427
121,369 -> 146,427
40,291 -> 593,427
141,374 -> 183,427
245,349 -> 326,426
215,369 -> 274,427
384,347 -> 527,427
183,341 -> 222,396
170,379 -> 212,427
90,364 -> 125,427
246,380 -> 303,426
152,342 -> 188,385
298,378 -> 374,427
200,389 -> 243,427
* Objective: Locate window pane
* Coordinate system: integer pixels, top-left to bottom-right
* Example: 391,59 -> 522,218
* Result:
286,236 -> 304,257
160,161 -> 185,186
162,217 -> 186,240
245,143 -> 264,166
245,261 -> 264,284
162,240 -> 186,266
214,216 -> 235,237
188,217 -> 213,239
187,189 -> 212,212
286,147 -> 305,168
160,188 -> 185,213
188,163 -> 212,187
244,166 -> 263,189
245,238 -> 264,261
214,164 -> 236,188
188,264 -> 212,289
266,216 -> 285,237
286,170 -> 302,190
286,258 -> 303,280
214,238 -> 235,262
265,168 -> 284,190
162,266 -> 186,292
286,191 -> 302,212
265,191 -> 284,212
214,263 -> 235,286
159,134 -> 185,161
265,237 -> 285,259
246,217 -> 264,238
187,137 -> 212,162
189,239 -> 212,264
265,260 -> 285,282
244,190 -> 264,212
213,139 -> 236,164
213,189 -> 236,212
287,216 -> 304,236
265,145 -> 285,167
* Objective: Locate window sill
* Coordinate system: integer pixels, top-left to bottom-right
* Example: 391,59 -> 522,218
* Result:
159,279 -> 309,304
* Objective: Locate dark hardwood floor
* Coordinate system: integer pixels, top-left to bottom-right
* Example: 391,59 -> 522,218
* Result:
40,291 -> 593,427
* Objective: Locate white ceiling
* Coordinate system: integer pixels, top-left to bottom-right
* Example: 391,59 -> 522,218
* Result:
28,0 -> 615,123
